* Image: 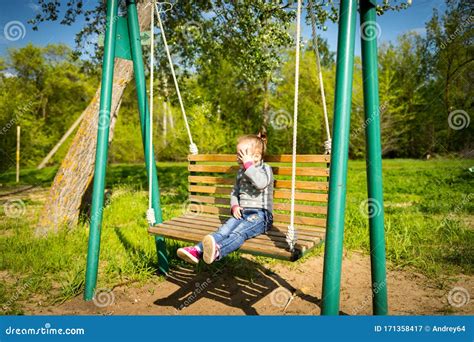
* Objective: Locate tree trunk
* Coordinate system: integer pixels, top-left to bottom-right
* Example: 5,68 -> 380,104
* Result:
37,3 -> 151,233
162,72 -> 169,145
162,101 -> 168,145
261,77 -> 270,134
167,103 -> 174,130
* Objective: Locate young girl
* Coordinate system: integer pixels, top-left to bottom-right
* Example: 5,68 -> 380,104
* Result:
177,133 -> 274,264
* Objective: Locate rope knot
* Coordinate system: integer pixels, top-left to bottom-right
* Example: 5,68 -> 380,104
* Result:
286,224 -> 297,252
189,143 -> 199,155
324,139 -> 332,155
146,208 -> 156,226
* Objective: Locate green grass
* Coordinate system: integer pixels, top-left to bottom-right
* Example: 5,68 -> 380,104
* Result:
0,158 -> 473,314
344,159 -> 473,275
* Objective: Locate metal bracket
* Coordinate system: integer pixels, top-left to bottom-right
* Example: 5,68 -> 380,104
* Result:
98,16 -> 151,61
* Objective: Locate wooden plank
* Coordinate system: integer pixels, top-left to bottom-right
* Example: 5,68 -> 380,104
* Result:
188,154 -> 331,163
271,223 -> 325,236
158,223 -> 289,248
274,190 -> 328,202
159,224 -> 311,260
189,195 -> 328,215
188,186 -> 328,202
178,214 -> 326,238
189,185 -> 231,195
188,204 -> 220,215
167,216 -> 319,245
188,176 -> 235,185
188,154 -> 238,162
274,179 -> 328,191
188,165 -> 330,177
273,202 -> 328,215
189,176 -> 328,191
189,165 -> 239,174
158,222 -> 316,249
149,225 -> 294,259
272,167 -> 330,177
266,155 -> 330,163
194,205 -> 326,228
189,195 -> 228,205
272,213 -> 327,227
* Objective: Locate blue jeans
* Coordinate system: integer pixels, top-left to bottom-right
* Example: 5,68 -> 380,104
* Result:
197,208 -> 273,260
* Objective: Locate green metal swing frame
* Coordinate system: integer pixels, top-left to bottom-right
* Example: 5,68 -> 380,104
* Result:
84,0 -> 388,315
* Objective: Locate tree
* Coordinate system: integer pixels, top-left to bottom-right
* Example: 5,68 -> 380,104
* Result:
37,2 -> 151,232
425,0 -> 474,153
0,44 -> 94,171
31,0 -> 413,232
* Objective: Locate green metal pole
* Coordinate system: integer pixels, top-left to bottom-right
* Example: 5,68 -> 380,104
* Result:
126,0 -> 168,274
360,0 -> 388,315
84,0 -> 119,301
321,0 -> 357,315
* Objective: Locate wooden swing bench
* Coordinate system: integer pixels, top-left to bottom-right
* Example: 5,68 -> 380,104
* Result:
148,154 -> 330,261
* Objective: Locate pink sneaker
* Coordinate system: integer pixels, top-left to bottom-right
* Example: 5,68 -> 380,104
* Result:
202,235 -> 219,264
177,246 -> 202,265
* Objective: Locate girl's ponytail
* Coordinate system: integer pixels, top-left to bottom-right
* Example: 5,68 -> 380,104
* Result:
257,131 -> 267,156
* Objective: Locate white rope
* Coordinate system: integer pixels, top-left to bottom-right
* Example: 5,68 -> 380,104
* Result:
286,0 -> 302,252
146,0 -> 156,226
308,0 -> 331,154
154,2 -> 198,155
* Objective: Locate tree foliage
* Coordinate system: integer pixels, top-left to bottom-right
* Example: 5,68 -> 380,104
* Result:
0,0 -> 470,173
0,44 -> 96,171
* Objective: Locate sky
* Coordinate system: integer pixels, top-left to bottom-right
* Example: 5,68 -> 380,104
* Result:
0,0 -> 446,59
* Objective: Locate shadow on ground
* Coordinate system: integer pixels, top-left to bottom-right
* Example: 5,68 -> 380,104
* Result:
153,256 -> 347,315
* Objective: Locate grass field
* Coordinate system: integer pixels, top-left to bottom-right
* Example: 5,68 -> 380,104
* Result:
0,158 -> 473,314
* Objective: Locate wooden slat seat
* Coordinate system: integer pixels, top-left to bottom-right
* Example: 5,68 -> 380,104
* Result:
148,154 -> 330,261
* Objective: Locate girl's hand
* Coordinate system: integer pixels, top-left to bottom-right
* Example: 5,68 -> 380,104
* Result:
238,148 -> 254,164
232,206 -> 243,219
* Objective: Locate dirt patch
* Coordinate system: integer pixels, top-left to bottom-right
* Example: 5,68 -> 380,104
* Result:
0,186 -> 49,222
24,252 -> 473,316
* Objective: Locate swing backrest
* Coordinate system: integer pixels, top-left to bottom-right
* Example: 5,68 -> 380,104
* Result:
187,154 -> 330,236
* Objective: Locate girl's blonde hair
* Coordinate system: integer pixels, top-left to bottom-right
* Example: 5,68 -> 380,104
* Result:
237,132 -> 268,157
